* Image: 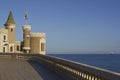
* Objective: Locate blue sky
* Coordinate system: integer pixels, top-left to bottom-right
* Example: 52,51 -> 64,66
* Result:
0,0 -> 120,53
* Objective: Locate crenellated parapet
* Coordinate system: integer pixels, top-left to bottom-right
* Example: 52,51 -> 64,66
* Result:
0,28 -> 8,33
30,33 -> 46,38
23,25 -> 31,31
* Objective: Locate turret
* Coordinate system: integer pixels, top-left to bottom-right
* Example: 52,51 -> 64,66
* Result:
23,25 -> 31,53
4,11 -> 16,43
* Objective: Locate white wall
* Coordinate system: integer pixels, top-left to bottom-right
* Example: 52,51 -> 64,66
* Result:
0,31 -> 8,52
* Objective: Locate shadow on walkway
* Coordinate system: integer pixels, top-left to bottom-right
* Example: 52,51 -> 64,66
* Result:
27,60 -> 63,80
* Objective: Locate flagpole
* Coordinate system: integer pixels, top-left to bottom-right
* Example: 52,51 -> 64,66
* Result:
25,12 -> 28,24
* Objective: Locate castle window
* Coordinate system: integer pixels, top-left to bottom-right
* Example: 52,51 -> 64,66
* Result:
10,46 -> 13,52
4,35 -> 6,41
11,28 -> 13,32
41,43 -> 45,51
3,47 -> 5,52
17,45 -> 19,51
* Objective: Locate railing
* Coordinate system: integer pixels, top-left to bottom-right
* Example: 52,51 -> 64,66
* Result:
0,53 -> 120,80
35,54 -> 120,80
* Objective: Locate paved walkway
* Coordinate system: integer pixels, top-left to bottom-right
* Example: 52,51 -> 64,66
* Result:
0,59 -> 63,80
28,61 -> 63,80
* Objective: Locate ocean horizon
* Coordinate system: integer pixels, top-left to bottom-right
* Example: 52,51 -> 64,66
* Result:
48,53 -> 120,73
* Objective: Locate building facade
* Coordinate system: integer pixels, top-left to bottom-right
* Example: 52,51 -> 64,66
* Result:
0,11 -> 46,54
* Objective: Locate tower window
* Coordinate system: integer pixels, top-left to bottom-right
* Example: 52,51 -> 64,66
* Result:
11,28 -> 13,32
17,45 -> 19,51
10,46 -> 13,52
41,43 -> 45,51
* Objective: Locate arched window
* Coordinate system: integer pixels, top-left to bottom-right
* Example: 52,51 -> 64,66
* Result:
4,35 -> 6,41
3,47 -> 5,52
10,46 -> 13,52
17,45 -> 19,51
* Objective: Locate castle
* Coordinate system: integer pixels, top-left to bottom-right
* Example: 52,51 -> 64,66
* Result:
0,11 -> 46,54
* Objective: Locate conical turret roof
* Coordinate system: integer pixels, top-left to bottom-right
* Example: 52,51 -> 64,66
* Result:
4,11 -> 15,26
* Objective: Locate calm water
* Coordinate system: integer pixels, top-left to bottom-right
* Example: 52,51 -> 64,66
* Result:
48,54 -> 120,73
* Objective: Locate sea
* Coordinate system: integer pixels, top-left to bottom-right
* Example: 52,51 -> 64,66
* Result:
48,53 -> 120,73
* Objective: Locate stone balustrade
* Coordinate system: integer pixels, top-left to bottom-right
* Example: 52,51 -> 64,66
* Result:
0,53 -> 119,80
36,54 -> 120,80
